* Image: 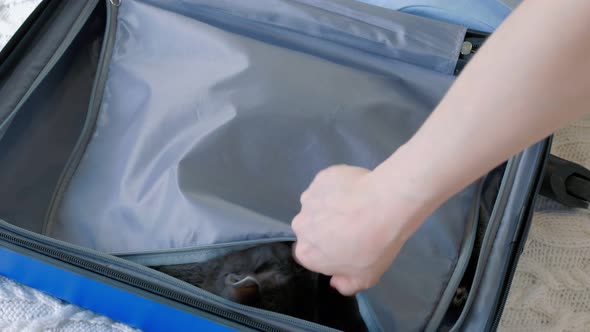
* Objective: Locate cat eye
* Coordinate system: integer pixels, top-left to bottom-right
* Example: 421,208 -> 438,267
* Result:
254,262 -> 275,273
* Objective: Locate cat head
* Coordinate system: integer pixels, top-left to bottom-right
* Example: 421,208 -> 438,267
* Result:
153,242 -> 366,331
204,242 -> 316,316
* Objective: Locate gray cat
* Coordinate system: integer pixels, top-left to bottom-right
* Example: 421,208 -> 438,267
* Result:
152,242 -> 367,331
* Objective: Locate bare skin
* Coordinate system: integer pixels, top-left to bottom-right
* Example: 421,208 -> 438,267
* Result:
292,0 -> 590,296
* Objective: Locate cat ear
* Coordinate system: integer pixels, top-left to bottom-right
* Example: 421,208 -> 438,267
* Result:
223,274 -> 260,304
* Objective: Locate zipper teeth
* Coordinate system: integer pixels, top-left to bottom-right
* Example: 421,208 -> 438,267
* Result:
116,237 -> 296,260
490,264 -> 515,331
424,179 -> 484,332
488,227 -> 523,330
0,229 -> 282,332
448,159 -> 518,332
43,0 -> 117,234
490,241 -> 530,330
1,217 -> 337,332
489,142 -> 550,331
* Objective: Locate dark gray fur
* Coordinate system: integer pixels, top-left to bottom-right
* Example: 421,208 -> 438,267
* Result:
152,242 -> 367,331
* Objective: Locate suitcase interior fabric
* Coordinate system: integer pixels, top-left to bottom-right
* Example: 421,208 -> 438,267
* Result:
0,1 -> 548,331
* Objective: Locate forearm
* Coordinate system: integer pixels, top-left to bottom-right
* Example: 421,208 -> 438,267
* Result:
374,0 -> 590,217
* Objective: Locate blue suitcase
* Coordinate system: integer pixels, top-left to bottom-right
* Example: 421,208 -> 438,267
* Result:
0,0 -> 587,331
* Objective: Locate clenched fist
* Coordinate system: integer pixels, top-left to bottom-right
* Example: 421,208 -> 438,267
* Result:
291,164 -> 431,296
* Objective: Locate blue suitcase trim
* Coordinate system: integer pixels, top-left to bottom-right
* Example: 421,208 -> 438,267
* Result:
0,247 -> 235,332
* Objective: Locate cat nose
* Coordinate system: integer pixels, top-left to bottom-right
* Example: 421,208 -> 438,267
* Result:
224,274 -> 261,304
225,273 -> 259,288
226,273 -> 243,284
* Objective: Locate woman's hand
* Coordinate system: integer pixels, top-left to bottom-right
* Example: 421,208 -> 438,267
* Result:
292,0 -> 590,298
291,164 -> 430,296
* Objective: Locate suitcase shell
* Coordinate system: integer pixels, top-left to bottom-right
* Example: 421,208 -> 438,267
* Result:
0,1 -> 585,331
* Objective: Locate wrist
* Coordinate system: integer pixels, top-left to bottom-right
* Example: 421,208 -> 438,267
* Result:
365,142 -> 445,239
376,142 -> 444,205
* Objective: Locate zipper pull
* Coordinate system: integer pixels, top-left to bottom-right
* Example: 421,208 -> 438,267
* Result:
460,41 -> 473,55
454,30 -> 489,75
110,0 -> 121,7
461,37 -> 485,56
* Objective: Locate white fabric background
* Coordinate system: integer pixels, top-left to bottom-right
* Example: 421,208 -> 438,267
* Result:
1,1 -> 589,331
0,0 -> 40,47
499,116 -> 590,332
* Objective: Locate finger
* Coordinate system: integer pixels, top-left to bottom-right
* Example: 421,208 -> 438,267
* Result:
300,170 -> 323,204
291,241 -> 303,266
300,188 -> 310,205
300,191 -> 306,205
330,275 -> 364,296
291,214 -> 322,253
290,213 -> 308,236
308,166 -> 339,190
292,241 -> 327,273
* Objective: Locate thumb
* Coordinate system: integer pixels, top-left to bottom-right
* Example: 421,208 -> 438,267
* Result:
329,275 -> 363,296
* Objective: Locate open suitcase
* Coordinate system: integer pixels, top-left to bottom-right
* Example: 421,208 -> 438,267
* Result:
1,0 -> 589,331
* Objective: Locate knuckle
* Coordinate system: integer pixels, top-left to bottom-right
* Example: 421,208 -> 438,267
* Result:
291,215 -> 305,234
311,172 -> 324,184
315,164 -> 346,181
338,280 -> 357,296
364,276 -> 379,290
299,190 -> 309,204
346,276 -> 372,294
294,242 -> 320,268
315,167 -> 332,180
360,281 -> 372,291
295,241 -> 311,257
294,243 -> 311,264
348,279 -> 369,294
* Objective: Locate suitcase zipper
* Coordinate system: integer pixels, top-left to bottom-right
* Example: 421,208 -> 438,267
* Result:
43,0 -> 119,234
115,237 -> 296,266
0,226 -> 274,332
0,219 -> 339,332
424,179 -> 484,332
488,141 -> 550,331
447,158 -> 518,332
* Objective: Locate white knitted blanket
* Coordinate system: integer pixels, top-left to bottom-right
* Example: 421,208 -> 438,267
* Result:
1,2 -> 590,331
0,0 -> 40,47
0,276 -> 139,332
499,115 -> 590,332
